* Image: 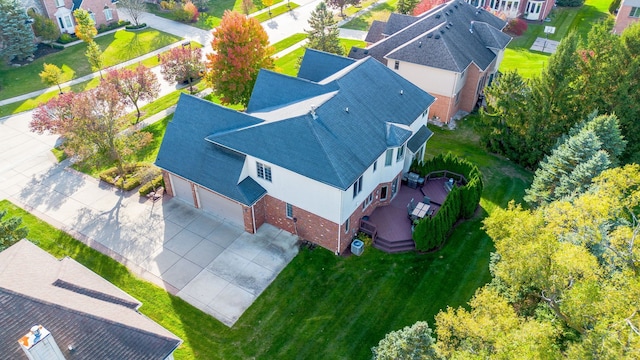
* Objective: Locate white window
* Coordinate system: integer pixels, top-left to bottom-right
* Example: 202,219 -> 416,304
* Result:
104,8 -> 113,21
380,185 -> 388,201
256,162 -> 272,182
352,175 -> 363,198
632,7 -> 640,17
345,218 -> 350,233
63,15 -> 72,28
394,60 -> 400,70
372,160 -> 377,172
362,192 -> 374,210
396,145 -> 405,162
55,0 -> 64,7
286,203 -> 293,218
385,149 -> 393,166
89,12 -> 96,24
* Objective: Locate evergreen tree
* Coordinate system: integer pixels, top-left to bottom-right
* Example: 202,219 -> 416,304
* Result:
372,321 -> 440,359
305,2 -> 344,55
0,0 -> 36,64
0,210 -> 28,251
396,0 -> 420,15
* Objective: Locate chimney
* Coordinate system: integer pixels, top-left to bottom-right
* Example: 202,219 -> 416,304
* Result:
18,325 -> 66,360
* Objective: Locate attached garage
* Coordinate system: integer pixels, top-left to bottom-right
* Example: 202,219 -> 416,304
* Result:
169,174 -> 195,206
196,185 -> 245,227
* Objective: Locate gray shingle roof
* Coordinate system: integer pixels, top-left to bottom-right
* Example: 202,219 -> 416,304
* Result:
159,50 -> 435,192
297,48 -> 356,83
365,20 -> 387,43
348,0 -> 510,71
407,125 -> 434,152
0,240 -> 181,360
156,94 -> 266,206
384,12 -> 421,36
205,53 -> 435,190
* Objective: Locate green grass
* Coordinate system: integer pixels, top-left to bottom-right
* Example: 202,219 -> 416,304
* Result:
0,29 -> 181,100
253,3 -> 300,23
0,113 -> 532,359
271,33 -> 308,53
147,0 -> 284,30
274,39 -> 366,76
341,0 -> 398,31
500,0 -> 612,78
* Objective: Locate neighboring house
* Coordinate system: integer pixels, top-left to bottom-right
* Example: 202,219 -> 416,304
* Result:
20,0 -> 119,34
349,0 -> 511,124
614,0 -> 640,33
466,0 -> 555,20
0,240 -> 181,360
155,49 -> 435,254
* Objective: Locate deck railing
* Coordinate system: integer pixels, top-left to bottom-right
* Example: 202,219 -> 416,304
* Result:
359,219 -> 377,242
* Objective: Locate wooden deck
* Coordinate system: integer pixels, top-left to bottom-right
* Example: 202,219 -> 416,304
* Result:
366,178 -> 451,253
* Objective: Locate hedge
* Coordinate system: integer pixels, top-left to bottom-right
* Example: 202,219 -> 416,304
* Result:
139,174 -> 164,196
99,163 -> 148,191
411,153 -> 483,251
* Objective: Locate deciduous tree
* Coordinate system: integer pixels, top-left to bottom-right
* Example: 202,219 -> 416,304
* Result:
73,8 -> 97,43
0,0 -> 36,64
306,2 -> 344,55
30,83 -> 152,178
372,321 -> 440,360
206,11 -> 274,106
106,65 -> 160,123
117,0 -> 147,27
0,210 -> 28,251
326,0 -> 360,17
39,63 -> 64,94
412,0 -> 446,15
85,41 -> 104,78
160,44 -> 204,94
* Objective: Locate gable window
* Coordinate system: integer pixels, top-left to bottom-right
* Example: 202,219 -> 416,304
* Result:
632,7 -> 640,17
396,145 -> 405,162
256,162 -> 272,182
345,218 -> 350,233
55,0 -> 64,7
104,8 -> 113,21
373,160 -> 377,172
352,175 -> 363,198
286,203 -> 293,218
385,149 -> 393,166
394,60 -> 400,70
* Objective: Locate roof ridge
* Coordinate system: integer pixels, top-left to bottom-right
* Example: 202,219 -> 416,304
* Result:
305,116 -> 351,188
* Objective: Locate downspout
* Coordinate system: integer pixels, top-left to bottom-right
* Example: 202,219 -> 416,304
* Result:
251,204 -> 256,233
337,195 -> 343,256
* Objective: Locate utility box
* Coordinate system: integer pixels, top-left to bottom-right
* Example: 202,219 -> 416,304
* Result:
351,239 -> 364,256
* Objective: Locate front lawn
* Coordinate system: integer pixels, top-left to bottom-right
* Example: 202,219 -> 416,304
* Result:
0,29 -> 181,100
341,0 -> 398,30
0,114 -> 531,359
252,2 -> 300,23
146,0 -> 284,30
500,0 -> 612,78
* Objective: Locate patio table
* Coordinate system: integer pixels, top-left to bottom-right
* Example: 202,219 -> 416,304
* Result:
411,202 -> 430,219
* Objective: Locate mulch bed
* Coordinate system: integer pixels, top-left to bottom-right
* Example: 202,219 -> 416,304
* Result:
11,43 -> 62,66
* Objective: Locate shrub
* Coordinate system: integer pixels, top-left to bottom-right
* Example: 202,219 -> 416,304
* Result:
51,43 -> 65,50
57,33 -> 74,44
183,1 -> 199,22
99,163 -> 149,191
411,153 -> 483,251
505,18 -> 527,36
97,20 -> 131,33
139,175 -> 164,196
609,0 -> 621,14
160,0 -> 175,10
126,23 -> 147,30
556,0 -> 584,6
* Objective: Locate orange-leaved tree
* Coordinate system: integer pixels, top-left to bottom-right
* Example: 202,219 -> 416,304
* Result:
205,11 -> 274,107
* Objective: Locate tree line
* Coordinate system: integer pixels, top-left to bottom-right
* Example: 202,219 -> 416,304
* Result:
480,20 -> 640,169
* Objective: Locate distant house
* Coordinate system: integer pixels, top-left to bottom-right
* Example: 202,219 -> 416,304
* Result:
349,0 -> 511,123
155,49 -> 435,254
614,0 -> 640,33
20,0 -> 119,34
465,0 -> 555,21
0,240 -> 181,360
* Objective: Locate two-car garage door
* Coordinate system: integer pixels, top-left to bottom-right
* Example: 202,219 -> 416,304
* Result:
169,174 -> 245,227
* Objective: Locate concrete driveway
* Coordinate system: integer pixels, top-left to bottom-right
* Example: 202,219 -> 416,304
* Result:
0,112 -> 298,326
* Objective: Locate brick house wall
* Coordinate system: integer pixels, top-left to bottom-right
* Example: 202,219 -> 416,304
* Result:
41,0 -> 119,31
458,63 -> 483,113
614,4 -> 640,34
